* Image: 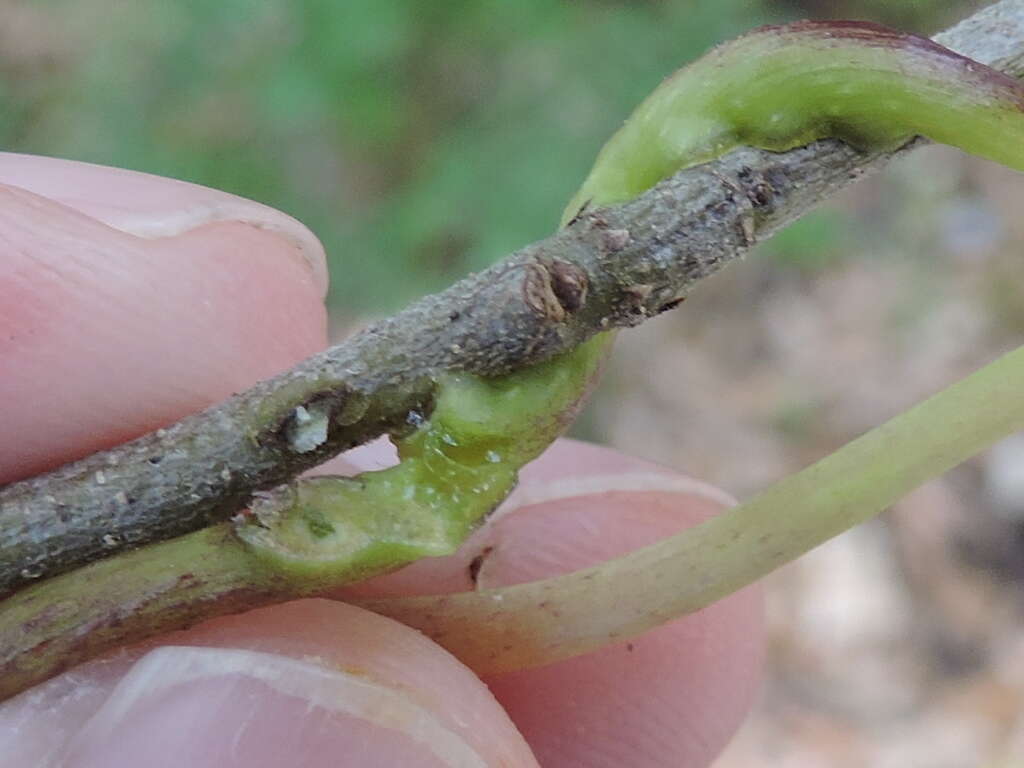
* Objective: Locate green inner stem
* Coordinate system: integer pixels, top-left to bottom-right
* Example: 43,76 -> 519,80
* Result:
233,334 -> 611,588
564,22 -> 1024,222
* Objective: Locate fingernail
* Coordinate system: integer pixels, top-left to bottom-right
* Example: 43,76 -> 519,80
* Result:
0,152 -> 328,296
496,470 -> 736,524
475,472 -> 737,590
63,646 -> 489,768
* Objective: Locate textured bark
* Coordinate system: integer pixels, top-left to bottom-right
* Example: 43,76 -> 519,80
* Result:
1,0 -> 1023,595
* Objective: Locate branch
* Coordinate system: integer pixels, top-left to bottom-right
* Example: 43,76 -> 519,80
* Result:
1,0 -> 1023,700
0,122 -> 892,594
6,0 -> 1018,594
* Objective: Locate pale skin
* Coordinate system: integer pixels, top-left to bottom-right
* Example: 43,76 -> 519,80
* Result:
0,154 -> 762,767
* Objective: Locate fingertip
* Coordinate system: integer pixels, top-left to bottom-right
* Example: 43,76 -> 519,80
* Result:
0,601 -> 539,768
0,152 -> 328,296
0,176 -> 328,482
476,484 -> 764,768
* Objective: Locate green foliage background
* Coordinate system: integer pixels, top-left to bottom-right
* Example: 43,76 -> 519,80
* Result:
0,0 -> 972,314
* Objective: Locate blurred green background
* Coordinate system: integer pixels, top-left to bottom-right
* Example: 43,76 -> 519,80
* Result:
0,0 -> 975,315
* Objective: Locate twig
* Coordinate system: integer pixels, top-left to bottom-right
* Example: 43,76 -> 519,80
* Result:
0,0 -> 1022,700
3,2 -> 1021,595
0,132 -> 891,592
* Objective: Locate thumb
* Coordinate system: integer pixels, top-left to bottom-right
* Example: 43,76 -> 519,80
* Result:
3,600 -> 538,768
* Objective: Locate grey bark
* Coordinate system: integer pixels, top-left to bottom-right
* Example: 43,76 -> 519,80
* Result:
1,0 -> 1023,595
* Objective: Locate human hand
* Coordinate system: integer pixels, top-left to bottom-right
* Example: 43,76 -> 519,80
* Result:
0,154 -> 763,767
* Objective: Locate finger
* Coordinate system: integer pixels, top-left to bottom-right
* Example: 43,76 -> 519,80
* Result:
0,153 -> 328,293
0,154 -> 328,482
341,440 -> 765,768
479,464 -> 763,768
0,600 -> 538,768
